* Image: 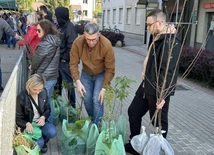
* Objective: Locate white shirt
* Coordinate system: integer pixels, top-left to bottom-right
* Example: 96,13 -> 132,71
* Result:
31,95 -> 40,122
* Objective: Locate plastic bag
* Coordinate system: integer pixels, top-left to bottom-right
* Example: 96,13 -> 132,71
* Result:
94,131 -> 126,155
52,98 -> 61,126
86,123 -> 99,155
116,114 -> 127,143
23,122 -> 42,140
131,126 -> 149,154
60,101 -> 78,123
143,133 -> 174,155
14,135 -> 40,155
61,119 -> 90,155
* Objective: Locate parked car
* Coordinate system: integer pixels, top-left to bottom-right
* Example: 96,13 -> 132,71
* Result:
73,20 -> 90,26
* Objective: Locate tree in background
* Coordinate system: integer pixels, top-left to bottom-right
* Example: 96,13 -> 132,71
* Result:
43,0 -> 75,20
17,0 -> 34,14
93,0 -> 101,19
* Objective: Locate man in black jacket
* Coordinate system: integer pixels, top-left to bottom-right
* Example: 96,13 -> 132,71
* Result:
55,7 -> 78,107
125,9 -> 181,154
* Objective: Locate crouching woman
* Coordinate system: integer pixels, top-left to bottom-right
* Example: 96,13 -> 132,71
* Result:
16,74 -> 57,153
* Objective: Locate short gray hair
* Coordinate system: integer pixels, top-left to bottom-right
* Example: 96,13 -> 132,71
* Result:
84,23 -> 99,34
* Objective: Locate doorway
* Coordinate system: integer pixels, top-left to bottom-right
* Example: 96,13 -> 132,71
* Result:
205,12 -> 214,51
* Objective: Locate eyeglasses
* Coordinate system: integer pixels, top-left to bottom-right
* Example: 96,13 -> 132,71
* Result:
147,21 -> 158,27
36,29 -> 41,33
85,38 -> 98,43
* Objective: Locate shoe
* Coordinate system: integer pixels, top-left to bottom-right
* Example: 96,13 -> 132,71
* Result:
125,142 -> 140,155
6,47 -> 10,50
0,86 -> 3,93
40,143 -> 48,153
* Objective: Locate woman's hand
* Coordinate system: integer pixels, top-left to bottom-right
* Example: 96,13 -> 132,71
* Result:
36,116 -> 45,126
25,122 -> 34,134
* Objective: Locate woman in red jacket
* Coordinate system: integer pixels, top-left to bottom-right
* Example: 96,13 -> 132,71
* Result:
18,12 -> 41,58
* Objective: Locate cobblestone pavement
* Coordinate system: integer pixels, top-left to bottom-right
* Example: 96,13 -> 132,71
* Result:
41,45 -> 214,155
2,37 -> 214,154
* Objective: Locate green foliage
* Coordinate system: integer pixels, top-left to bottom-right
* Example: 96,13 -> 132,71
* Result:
66,118 -> 90,134
93,1 -> 101,18
43,0 -> 75,19
17,0 -> 34,13
102,76 -> 136,146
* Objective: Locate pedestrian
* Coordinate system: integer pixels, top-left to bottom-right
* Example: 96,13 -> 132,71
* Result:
39,5 -> 53,23
30,19 -> 60,124
18,16 -> 27,35
125,9 -> 181,155
0,17 -> 22,92
16,73 -> 57,153
55,6 -> 78,108
18,12 -> 41,58
70,23 -> 115,124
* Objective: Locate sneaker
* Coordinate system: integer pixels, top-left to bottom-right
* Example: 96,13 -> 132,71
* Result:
41,143 -> 48,153
125,142 -> 140,155
6,47 -> 10,50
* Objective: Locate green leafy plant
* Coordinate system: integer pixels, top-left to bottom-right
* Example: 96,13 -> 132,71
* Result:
102,76 -> 136,147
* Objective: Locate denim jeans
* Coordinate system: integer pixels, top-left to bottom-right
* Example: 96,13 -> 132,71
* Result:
59,62 -> 76,107
45,79 -> 57,123
6,34 -> 16,48
81,70 -> 104,124
34,122 -> 57,148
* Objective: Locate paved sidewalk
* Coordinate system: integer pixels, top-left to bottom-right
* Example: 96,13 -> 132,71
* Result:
1,37 -> 214,154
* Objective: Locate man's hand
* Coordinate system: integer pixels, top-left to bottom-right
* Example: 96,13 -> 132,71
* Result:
14,33 -> 22,40
76,80 -> 86,97
25,122 -> 34,134
156,99 -> 165,109
36,116 -> 45,126
98,88 -> 105,105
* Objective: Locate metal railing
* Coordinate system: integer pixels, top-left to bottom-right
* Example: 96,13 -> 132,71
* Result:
0,51 -> 28,154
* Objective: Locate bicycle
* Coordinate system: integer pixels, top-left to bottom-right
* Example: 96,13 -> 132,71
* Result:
103,25 -> 121,33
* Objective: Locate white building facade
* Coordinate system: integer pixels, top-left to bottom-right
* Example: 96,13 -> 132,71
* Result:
102,0 -> 148,43
70,0 -> 95,21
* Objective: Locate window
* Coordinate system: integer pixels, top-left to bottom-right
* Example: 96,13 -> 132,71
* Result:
83,10 -> 88,16
83,0 -> 88,4
103,10 -> 106,25
119,8 -> 123,24
135,8 -> 141,25
126,8 -> 131,24
107,10 -> 110,23
113,9 -> 116,24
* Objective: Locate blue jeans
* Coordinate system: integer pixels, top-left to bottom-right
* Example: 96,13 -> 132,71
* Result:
34,122 -> 57,148
6,34 -> 16,48
59,62 -> 76,107
45,79 -> 57,123
81,70 -> 104,124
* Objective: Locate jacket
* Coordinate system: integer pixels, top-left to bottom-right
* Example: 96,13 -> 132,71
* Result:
145,32 -> 181,97
70,35 -> 115,87
0,18 -> 15,39
55,7 -> 78,62
32,34 -> 60,80
16,89 -> 50,130
18,25 -> 41,56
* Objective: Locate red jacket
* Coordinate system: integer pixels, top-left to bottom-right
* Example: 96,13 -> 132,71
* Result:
18,25 -> 41,57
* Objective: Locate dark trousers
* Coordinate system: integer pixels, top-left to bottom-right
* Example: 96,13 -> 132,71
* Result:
128,81 -> 170,139
58,61 -> 76,107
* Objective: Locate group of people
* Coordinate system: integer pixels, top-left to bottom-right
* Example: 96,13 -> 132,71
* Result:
0,6 -> 181,154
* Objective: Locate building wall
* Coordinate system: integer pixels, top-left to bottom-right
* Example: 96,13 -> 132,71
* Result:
124,0 -> 146,36
102,0 -> 125,31
196,0 -> 214,47
70,0 -> 95,19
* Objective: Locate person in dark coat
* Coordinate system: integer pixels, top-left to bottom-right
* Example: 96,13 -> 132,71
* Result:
55,6 -> 78,107
16,74 -> 57,153
125,9 -> 181,155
